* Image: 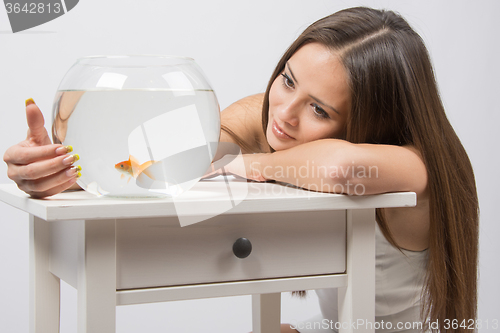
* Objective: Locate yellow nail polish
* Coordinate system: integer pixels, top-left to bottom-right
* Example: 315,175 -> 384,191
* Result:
75,165 -> 82,172
76,171 -> 82,178
73,154 -> 80,162
65,145 -> 73,153
25,98 -> 35,106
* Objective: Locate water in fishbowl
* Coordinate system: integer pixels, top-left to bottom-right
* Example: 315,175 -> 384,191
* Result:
52,89 -> 220,197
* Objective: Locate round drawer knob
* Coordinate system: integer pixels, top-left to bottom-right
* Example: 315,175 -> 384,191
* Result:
233,237 -> 252,259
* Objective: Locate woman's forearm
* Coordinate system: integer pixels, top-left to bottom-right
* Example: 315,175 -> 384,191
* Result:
256,138 -> 427,196
256,139 -> 351,193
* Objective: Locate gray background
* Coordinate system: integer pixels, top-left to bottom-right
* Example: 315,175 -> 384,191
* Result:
1,0 -> 499,332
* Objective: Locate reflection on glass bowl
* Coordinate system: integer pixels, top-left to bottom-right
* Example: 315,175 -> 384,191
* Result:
52,55 -> 220,197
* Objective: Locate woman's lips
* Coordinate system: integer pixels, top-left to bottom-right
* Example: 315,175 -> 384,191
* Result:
272,120 -> 295,140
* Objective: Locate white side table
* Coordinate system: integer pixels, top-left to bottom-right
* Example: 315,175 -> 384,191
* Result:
0,180 -> 415,333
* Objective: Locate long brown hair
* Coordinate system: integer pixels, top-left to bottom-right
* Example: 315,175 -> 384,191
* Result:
260,7 -> 479,332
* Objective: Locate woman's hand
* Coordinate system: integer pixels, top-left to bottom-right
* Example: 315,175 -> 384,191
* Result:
202,153 -> 269,182
3,99 -> 81,198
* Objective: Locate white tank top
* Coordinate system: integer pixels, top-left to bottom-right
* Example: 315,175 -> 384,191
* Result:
297,224 -> 428,333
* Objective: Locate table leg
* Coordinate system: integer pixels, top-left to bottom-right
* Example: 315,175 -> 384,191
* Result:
77,219 -> 116,333
252,293 -> 281,333
338,209 -> 376,333
29,215 -> 61,333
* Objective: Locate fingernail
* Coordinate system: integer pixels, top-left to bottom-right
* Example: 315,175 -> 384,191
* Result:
76,171 -> 82,178
63,154 -> 79,165
56,145 -> 73,155
66,165 -> 82,177
25,98 -> 35,106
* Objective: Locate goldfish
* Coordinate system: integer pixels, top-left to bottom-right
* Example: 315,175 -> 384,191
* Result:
115,155 -> 156,183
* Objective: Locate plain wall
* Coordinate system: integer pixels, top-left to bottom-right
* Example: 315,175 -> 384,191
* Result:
1,0 -> 499,332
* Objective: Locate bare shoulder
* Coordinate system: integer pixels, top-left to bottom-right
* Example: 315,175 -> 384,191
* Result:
220,93 -> 270,153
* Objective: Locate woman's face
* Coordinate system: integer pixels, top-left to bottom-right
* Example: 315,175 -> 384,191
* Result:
266,43 -> 351,151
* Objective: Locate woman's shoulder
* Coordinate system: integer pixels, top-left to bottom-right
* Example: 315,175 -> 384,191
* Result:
220,93 -> 271,153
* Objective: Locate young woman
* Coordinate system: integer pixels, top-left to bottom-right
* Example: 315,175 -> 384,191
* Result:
4,7 -> 478,333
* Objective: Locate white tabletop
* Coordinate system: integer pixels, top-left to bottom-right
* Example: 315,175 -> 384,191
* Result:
0,176 -> 416,222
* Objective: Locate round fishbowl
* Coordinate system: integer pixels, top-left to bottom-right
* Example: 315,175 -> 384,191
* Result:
52,55 -> 220,197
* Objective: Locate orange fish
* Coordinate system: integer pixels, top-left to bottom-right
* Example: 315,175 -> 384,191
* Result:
115,155 -> 156,183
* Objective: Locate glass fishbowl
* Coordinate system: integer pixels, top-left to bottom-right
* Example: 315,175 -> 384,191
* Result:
52,55 -> 220,197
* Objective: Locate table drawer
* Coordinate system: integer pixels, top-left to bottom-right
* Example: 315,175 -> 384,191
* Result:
116,210 -> 346,290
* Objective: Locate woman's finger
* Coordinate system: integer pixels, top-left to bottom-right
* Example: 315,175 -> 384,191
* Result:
200,163 -> 222,179
25,101 -> 52,146
18,166 -> 80,197
4,143 -> 68,165
8,153 -> 79,182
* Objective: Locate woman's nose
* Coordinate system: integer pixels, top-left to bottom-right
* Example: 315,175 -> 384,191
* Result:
278,98 -> 300,127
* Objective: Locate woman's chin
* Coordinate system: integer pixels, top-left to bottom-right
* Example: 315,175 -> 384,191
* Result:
266,128 -> 296,151
268,137 -> 293,151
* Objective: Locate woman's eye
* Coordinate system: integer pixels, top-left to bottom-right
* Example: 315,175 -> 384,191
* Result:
313,104 -> 329,119
281,73 -> 294,89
